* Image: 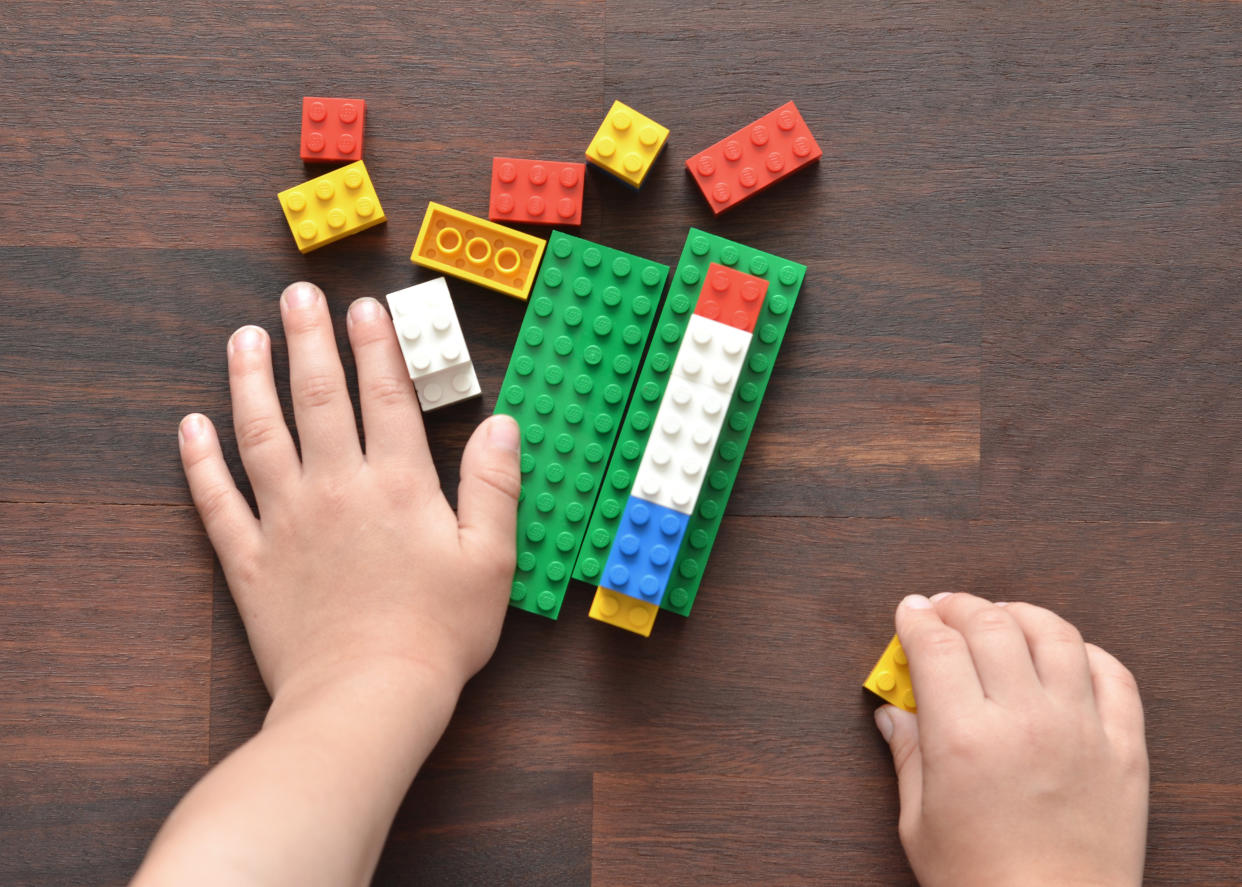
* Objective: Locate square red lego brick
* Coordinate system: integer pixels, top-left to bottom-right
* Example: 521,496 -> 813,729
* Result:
693,262 -> 769,332
300,97 -> 365,163
489,157 -> 585,226
686,100 -> 822,214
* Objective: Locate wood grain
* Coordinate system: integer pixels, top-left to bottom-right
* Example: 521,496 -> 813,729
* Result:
3,0 -> 1241,883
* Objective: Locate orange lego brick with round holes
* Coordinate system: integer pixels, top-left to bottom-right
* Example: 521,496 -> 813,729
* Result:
489,157 -> 585,226
589,586 -> 658,637
693,262 -> 770,332
410,202 -> 546,301
300,97 -> 365,163
863,635 -> 917,712
277,160 -> 386,253
686,101 -> 822,214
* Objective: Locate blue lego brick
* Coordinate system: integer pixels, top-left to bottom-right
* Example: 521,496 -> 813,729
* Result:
599,496 -> 689,606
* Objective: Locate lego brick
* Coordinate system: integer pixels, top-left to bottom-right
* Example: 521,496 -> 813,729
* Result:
694,262 -> 770,332
277,160 -> 386,254
661,235 -> 804,617
573,230 -> 804,600
489,158 -> 585,226
410,202 -> 547,301
385,278 -> 481,411
631,376 -> 728,515
585,100 -> 669,189
863,635 -> 917,712
300,97 -> 365,163
494,231 -> 668,619
588,586 -> 658,638
686,101 -> 822,214
672,314 -> 753,398
598,496 -> 689,605
570,243 -> 703,588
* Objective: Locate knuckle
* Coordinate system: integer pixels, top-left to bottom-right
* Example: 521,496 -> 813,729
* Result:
295,372 -> 344,409
235,415 -> 284,452
364,373 -> 412,409
912,626 -> 964,660
1046,622 -> 1084,648
473,464 -> 522,504
966,607 -> 1014,634
195,483 -> 237,524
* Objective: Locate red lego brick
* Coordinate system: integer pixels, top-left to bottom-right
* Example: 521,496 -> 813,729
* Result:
685,100 -> 822,214
693,262 -> 769,332
489,157 -> 585,226
300,97 -> 365,163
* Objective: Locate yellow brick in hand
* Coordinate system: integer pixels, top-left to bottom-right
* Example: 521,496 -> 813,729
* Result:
410,202 -> 546,301
863,635 -> 917,712
277,160 -> 386,253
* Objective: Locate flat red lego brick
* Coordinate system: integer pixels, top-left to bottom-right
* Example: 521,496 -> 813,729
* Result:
685,100 -> 822,214
489,157 -> 585,226
693,262 -> 769,332
300,97 -> 365,163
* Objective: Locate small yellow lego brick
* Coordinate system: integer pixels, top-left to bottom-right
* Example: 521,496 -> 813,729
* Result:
277,160 -> 386,254
863,635 -> 917,712
588,587 -> 658,638
585,100 -> 669,188
410,202 -> 546,301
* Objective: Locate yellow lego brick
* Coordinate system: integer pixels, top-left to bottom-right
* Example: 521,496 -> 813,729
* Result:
410,202 -> 546,301
277,160 -> 386,254
585,100 -> 669,188
588,587 -> 658,638
863,635 -> 917,712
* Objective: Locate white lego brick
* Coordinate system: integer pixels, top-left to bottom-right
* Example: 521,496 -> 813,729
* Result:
632,376 -> 729,514
671,313 -> 752,398
386,278 -> 473,380
412,362 -> 482,411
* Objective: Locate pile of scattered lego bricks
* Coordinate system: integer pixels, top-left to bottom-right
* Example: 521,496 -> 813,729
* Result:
273,96 -> 834,644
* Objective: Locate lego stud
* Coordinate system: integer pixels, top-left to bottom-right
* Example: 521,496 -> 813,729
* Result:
695,155 -> 715,176
777,108 -> 797,130
723,140 -> 743,161
876,671 -> 897,692
285,191 -> 307,213
595,136 -> 617,158
398,318 -> 420,341
338,102 -> 359,123
622,152 -> 643,174
527,195 -> 546,216
306,132 -> 326,152
765,152 -> 786,173
750,124 -> 770,147
343,168 -> 364,189
739,167 -> 758,188
639,126 -> 660,148
307,101 -> 327,122
297,220 -> 318,240
354,197 -> 376,218
498,161 -> 518,183
528,164 -> 548,185
559,166 -> 580,187
597,592 -> 621,617
557,198 -> 576,219
327,208 -> 347,230
338,133 -> 356,153
495,193 -> 515,214
315,180 -> 335,201
711,182 -> 732,205
793,137 -> 814,158
611,109 -> 632,131
627,605 -> 652,630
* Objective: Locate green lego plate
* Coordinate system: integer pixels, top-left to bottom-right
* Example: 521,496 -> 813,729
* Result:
570,228 -> 806,616
495,231 -> 669,619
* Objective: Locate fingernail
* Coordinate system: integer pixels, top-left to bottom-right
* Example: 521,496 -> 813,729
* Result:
488,415 -> 521,453
901,594 -> 933,610
230,325 -> 264,354
282,281 -> 321,310
179,413 -> 205,445
874,706 -> 895,742
350,297 -> 381,322
995,601 -> 1010,608
930,592 -> 953,603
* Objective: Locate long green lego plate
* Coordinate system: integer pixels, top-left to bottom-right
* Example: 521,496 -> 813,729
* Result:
572,229 -> 806,618
495,231 -> 669,619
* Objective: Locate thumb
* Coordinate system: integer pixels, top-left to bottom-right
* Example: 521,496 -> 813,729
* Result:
875,704 -> 923,829
457,414 -> 521,562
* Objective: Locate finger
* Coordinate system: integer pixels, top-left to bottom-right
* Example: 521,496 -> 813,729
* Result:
936,592 -> 1042,703
1000,602 -> 1094,702
279,281 -> 362,473
456,415 -> 521,578
179,413 -> 260,568
1084,643 -> 1147,761
895,595 -> 984,732
227,324 -> 300,506
345,297 -> 434,475
874,705 -> 923,845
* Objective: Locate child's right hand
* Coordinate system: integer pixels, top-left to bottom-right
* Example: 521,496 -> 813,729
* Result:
874,593 -> 1149,887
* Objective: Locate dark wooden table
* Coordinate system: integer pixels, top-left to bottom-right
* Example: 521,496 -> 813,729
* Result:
3,1 -> 1241,884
